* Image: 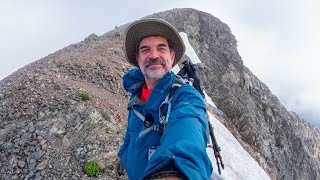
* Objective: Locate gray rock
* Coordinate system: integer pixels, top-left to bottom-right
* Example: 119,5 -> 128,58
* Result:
33,150 -> 45,160
36,159 -> 48,170
18,160 -> 26,168
25,171 -> 34,179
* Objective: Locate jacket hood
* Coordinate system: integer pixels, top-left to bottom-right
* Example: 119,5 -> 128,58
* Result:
123,68 -> 146,95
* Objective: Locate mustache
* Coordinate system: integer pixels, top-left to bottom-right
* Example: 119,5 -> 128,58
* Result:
144,58 -> 166,68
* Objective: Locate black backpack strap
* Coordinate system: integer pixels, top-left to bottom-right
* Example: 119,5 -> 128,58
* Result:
177,60 -> 204,97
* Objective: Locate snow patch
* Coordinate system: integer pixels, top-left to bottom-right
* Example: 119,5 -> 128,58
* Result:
171,64 -> 180,74
207,113 -> 270,179
204,90 -> 217,108
179,32 -> 202,64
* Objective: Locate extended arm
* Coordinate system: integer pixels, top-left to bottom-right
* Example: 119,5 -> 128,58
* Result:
143,86 -> 213,179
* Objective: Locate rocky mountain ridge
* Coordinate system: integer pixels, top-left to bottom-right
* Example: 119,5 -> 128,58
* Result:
0,8 -> 319,180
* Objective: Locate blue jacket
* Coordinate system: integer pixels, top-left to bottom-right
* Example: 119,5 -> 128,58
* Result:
118,69 -> 212,179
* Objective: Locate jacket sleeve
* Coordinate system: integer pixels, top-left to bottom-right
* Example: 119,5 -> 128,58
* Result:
142,85 -> 213,179
117,127 -> 130,158
117,112 -> 132,158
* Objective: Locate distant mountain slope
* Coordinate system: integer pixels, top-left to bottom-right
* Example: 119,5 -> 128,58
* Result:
0,31 -> 130,179
0,8 -> 319,180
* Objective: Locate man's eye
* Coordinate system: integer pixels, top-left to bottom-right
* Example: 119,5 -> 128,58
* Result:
141,49 -> 149,53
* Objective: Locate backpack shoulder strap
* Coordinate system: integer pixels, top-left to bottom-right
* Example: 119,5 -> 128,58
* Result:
158,79 -> 184,133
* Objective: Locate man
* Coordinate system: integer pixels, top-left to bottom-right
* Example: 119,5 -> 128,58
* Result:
117,18 -> 212,179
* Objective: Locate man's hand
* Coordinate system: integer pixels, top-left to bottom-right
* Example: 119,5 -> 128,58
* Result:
115,157 -> 125,176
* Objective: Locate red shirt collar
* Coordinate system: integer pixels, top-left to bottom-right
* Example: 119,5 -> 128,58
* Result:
140,84 -> 152,103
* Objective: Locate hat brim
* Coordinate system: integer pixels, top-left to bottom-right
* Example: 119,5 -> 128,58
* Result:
124,18 -> 185,67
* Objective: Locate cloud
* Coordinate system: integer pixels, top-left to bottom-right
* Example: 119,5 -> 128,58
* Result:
199,0 -> 320,127
0,1 -> 73,79
232,0 -> 320,127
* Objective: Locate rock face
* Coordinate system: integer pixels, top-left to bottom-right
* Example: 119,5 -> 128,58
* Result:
0,8 -> 319,180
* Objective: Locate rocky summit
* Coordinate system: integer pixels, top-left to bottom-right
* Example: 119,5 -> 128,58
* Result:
0,8 -> 319,180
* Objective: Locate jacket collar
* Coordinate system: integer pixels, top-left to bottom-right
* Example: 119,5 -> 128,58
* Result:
123,68 -> 176,111
123,68 -> 145,96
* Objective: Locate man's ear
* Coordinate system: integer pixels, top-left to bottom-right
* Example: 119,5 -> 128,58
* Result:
170,51 -> 176,64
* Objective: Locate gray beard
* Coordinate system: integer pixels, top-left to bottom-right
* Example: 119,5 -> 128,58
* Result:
142,58 -> 170,80
144,70 -> 166,80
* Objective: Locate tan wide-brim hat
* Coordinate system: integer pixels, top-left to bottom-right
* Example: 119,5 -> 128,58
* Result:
124,18 -> 186,67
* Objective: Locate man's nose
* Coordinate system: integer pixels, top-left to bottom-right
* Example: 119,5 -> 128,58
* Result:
148,49 -> 160,59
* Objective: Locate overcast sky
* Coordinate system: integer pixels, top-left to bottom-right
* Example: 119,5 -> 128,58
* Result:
1,0 -> 319,127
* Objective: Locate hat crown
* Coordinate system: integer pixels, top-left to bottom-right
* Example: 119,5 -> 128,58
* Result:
124,18 -> 186,67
